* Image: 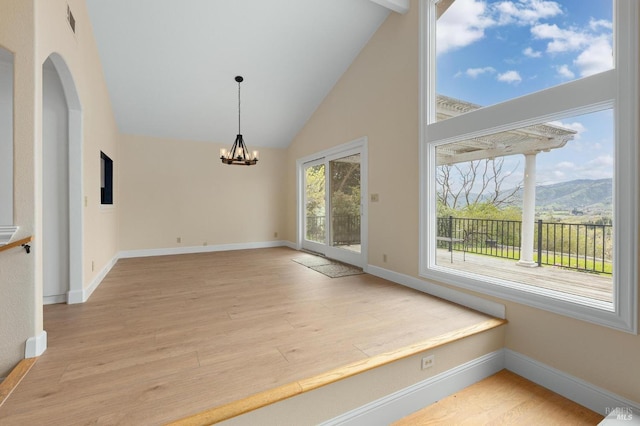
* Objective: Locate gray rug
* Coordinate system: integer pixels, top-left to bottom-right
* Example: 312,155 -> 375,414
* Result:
292,255 -> 364,278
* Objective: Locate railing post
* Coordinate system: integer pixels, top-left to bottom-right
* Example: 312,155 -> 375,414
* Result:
537,219 -> 543,267
448,215 -> 453,252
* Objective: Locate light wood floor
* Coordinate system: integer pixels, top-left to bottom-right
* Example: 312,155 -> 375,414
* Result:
0,247 -> 497,425
394,369 -> 603,425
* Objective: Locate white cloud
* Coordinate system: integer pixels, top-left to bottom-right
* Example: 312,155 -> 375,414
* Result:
531,23 -> 590,53
574,37 -> 613,77
523,47 -> 542,58
549,120 -> 586,138
589,18 -> 613,31
494,0 -> 563,25
556,161 -> 576,170
465,66 -> 496,78
497,70 -> 522,84
587,155 -> 613,168
556,64 -> 575,79
437,0 -> 495,54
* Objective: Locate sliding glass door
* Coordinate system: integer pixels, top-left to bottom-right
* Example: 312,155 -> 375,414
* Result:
302,149 -> 363,267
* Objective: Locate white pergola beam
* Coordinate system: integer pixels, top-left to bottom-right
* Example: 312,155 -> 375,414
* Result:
369,0 -> 409,14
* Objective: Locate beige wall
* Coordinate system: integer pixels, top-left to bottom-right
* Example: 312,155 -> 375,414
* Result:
118,134 -> 287,251
0,0 -> 37,377
285,0 -> 640,404
0,0 -> 119,376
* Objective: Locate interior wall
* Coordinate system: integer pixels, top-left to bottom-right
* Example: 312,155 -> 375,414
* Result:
0,0 -> 119,376
0,0 -> 37,378
285,0 -> 639,404
34,0 -> 120,290
118,134 -> 287,251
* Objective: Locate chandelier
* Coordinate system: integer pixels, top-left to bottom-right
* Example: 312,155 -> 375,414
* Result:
220,76 -> 258,165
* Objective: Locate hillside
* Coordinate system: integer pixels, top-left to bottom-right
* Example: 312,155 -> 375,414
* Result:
534,178 -> 612,210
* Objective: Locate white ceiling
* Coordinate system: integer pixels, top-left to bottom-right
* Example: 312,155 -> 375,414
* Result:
85,0 -> 392,149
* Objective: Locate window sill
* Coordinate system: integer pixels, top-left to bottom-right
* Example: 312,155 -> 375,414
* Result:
420,265 -> 635,334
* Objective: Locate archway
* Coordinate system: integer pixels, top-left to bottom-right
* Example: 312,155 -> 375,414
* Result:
42,53 -> 83,304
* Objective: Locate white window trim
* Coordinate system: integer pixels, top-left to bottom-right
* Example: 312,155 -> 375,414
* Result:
295,137 -> 369,269
419,0 -> 638,333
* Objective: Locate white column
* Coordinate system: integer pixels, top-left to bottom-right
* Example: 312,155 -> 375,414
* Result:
518,152 -> 538,267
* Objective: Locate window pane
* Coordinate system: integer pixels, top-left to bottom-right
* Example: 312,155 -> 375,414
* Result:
330,154 -> 361,253
305,163 -> 326,243
436,0 -> 613,120
434,109 -> 613,304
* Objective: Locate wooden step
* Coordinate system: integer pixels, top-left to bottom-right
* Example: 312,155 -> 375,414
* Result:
169,317 -> 506,425
0,358 -> 37,408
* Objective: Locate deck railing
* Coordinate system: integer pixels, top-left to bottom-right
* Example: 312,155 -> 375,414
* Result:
306,215 -> 361,246
437,216 -> 612,274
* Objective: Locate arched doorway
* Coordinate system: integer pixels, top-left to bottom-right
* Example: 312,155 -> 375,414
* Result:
42,54 -> 83,304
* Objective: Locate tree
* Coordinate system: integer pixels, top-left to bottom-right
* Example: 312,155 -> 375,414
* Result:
437,157 -> 522,212
305,164 -> 325,217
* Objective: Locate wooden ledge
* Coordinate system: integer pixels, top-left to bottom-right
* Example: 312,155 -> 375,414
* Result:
168,317 -> 507,425
0,236 -> 33,254
0,357 -> 38,408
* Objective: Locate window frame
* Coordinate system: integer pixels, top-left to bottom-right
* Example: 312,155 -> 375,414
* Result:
419,0 -> 638,333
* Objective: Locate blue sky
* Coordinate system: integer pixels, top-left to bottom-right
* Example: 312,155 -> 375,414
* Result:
436,0 -> 613,187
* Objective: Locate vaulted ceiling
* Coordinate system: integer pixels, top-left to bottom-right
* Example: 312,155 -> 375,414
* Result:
85,0 -> 401,149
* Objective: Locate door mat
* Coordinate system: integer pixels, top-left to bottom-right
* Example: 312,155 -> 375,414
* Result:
292,255 -> 364,278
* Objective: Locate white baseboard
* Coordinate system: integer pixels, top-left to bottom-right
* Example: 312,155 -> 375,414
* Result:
322,348 -> 639,425
25,330 -> 47,357
366,264 -> 505,319
118,240 -> 291,259
67,253 -> 119,304
321,350 -> 505,425
43,294 -> 66,305
505,349 -> 640,416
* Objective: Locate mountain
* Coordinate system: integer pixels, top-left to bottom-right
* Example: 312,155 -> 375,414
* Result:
534,178 -> 612,211
442,178 -> 613,213
489,178 -> 612,213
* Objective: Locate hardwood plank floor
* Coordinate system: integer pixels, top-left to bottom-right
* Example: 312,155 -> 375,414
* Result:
0,247 -> 497,425
393,369 -> 603,425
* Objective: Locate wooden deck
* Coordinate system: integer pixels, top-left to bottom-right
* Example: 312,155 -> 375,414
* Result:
0,247 -> 499,425
437,249 -> 613,303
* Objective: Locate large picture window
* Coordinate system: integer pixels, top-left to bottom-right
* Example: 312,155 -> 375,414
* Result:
420,0 -> 638,332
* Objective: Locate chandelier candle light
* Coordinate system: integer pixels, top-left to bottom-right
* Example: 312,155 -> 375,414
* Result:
220,76 -> 259,165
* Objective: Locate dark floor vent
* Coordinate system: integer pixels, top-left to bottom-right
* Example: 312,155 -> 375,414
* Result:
67,4 -> 76,34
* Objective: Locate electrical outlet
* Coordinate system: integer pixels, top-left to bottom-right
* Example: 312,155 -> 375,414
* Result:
383,254 -> 387,262
203,242 -> 208,246
177,237 -> 181,243
274,232 -> 278,238
421,355 -> 435,370
370,193 -> 379,202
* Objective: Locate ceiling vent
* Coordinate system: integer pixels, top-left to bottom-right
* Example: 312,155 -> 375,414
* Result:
67,4 -> 76,34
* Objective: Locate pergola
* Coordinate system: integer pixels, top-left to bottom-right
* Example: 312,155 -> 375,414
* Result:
435,94 -> 577,266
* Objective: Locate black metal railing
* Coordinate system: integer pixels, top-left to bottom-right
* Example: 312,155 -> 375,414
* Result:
306,215 -> 361,246
437,216 -> 612,274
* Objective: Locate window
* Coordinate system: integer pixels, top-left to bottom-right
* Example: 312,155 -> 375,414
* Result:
0,46 -> 18,245
0,47 -> 13,226
420,0 -> 637,332
100,151 -> 113,205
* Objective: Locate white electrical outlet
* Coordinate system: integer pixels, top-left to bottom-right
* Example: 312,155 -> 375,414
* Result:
421,355 -> 435,370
